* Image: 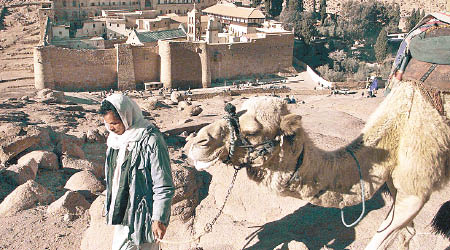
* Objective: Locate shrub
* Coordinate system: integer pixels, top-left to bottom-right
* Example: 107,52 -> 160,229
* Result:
341,57 -> 359,73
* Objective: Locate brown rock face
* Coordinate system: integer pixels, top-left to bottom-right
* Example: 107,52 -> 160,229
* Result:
56,139 -> 85,159
0,180 -> 54,217
61,155 -> 103,179
18,150 -> 59,170
3,159 -> 38,185
47,191 -> 91,216
64,171 -> 105,200
183,105 -> 203,116
0,124 -> 41,165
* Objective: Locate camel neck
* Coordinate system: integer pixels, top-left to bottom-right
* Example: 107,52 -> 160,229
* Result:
278,135 -> 388,208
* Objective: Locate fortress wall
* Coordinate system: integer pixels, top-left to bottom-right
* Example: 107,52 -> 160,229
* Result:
34,46 -> 117,91
160,41 -> 203,89
132,46 -> 160,84
116,44 -> 136,90
209,34 -> 294,81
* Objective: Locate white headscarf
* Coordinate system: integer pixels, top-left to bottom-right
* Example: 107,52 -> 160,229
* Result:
103,94 -> 151,224
104,93 -> 151,150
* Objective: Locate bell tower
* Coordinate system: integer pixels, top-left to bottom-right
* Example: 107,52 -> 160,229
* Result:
187,4 -> 201,41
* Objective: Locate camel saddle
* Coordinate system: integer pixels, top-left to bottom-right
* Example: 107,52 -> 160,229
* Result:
403,58 -> 450,93
402,58 -> 450,120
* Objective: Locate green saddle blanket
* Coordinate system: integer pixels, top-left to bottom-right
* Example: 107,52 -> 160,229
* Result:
409,26 -> 450,65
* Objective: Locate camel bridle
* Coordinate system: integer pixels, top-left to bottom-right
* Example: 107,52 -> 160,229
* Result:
222,103 -> 280,170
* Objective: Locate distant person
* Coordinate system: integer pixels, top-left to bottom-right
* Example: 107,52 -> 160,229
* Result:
99,94 -> 174,250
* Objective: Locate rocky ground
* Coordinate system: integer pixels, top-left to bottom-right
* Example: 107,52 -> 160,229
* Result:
1,5 -> 449,250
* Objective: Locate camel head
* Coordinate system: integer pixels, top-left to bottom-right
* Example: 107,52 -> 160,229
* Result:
187,96 -> 306,180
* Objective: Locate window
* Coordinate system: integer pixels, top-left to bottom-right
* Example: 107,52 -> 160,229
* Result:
91,3 -> 95,6
62,1 -> 66,7
122,2 -> 125,4
110,23 -> 112,26
102,23 -> 105,26
93,23 -> 96,27
112,2 -> 115,5
117,24 -> 120,27
102,2 -> 105,5
168,10 -> 171,13
59,31 -> 62,35
80,2 -> 84,6
72,0 -> 76,7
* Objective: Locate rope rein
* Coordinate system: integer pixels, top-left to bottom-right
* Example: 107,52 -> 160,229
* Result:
340,148 -> 366,227
157,167 -> 241,245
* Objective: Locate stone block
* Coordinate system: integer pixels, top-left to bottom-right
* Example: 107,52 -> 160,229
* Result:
18,150 -> 59,170
64,171 -> 104,201
3,159 -> 38,185
0,124 -> 41,165
61,155 -> 103,179
0,180 -> 54,216
47,190 -> 91,216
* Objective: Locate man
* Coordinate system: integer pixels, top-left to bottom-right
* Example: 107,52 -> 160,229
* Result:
99,93 -> 174,250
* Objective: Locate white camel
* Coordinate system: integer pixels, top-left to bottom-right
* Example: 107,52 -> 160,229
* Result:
186,80 -> 450,249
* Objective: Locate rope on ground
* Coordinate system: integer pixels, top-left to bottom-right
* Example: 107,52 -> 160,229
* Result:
158,168 -> 241,245
340,148 -> 366,227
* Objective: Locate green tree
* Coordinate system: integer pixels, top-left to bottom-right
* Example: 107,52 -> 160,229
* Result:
0,7 -> 7,30
319,0 -> 326,24
265,0 -> 284,17
406,9 -> 417,31
375,28 -> 388,63
337,1 -> 391,46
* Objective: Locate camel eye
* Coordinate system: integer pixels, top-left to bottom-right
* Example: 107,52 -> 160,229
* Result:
244,131 -> 259,137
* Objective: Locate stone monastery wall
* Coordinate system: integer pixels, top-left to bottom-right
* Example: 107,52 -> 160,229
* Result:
209,34 -> 294,80
132,46 -> 160,84
34,46 -> 117,91
34,33 -> 294,91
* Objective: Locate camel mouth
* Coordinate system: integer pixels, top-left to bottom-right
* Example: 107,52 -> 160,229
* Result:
188,144 -> 224,170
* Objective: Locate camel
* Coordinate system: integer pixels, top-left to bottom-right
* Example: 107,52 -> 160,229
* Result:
186,81 -> 450,249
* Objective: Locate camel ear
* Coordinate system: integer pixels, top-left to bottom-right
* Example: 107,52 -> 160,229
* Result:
280,114 -> 302,136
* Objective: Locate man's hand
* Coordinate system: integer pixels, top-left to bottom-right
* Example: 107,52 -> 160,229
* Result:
151,220 -> 167,241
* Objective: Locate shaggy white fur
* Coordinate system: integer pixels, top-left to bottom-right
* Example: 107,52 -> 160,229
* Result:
188,80 -> 450,250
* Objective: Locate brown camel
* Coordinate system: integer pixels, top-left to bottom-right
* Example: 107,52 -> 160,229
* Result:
186,81 -> 450,249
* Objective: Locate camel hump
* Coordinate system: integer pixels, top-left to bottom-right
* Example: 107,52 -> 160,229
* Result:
431,200 -> 450,240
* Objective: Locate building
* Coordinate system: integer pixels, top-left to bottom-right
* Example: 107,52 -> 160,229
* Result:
202,3 -> 265,36
34,5 -> 294,91
49,0 -> 218,22
126,27 -> 186,46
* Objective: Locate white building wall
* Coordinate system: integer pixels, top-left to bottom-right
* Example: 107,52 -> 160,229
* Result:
53,25 -> 70,38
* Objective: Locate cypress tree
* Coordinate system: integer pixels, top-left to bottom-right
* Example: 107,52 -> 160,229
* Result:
0,7 -> 6,30
319,0 -> 326,24
375,28 -> 388,63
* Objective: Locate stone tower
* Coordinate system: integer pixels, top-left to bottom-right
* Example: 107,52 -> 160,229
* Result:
187,4 -> 201,41
206,17 -> 221,44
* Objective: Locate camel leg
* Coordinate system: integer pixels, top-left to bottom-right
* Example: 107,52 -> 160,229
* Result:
397,221 -> 416,250
364,193 -> 425,250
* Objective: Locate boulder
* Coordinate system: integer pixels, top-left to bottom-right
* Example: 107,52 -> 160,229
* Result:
0,124 -> 41,165
143,97 -> 162,110
170,91 -> 184,103
177,101 -> 191,111
61,155 -> 103,179
18,150 -> 59,170
56,137 -> 85,159
36,89 -> 65,103
0,180 -> 54,216
3,159 -> 38,185
80,195 -> 114,250
47,191 -> 90,216
183,105 -> 203,116
64,171 -> 104,200
86,128 -> 106,143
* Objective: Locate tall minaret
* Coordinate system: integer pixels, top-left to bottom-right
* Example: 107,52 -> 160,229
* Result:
187,4 -> 201,41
